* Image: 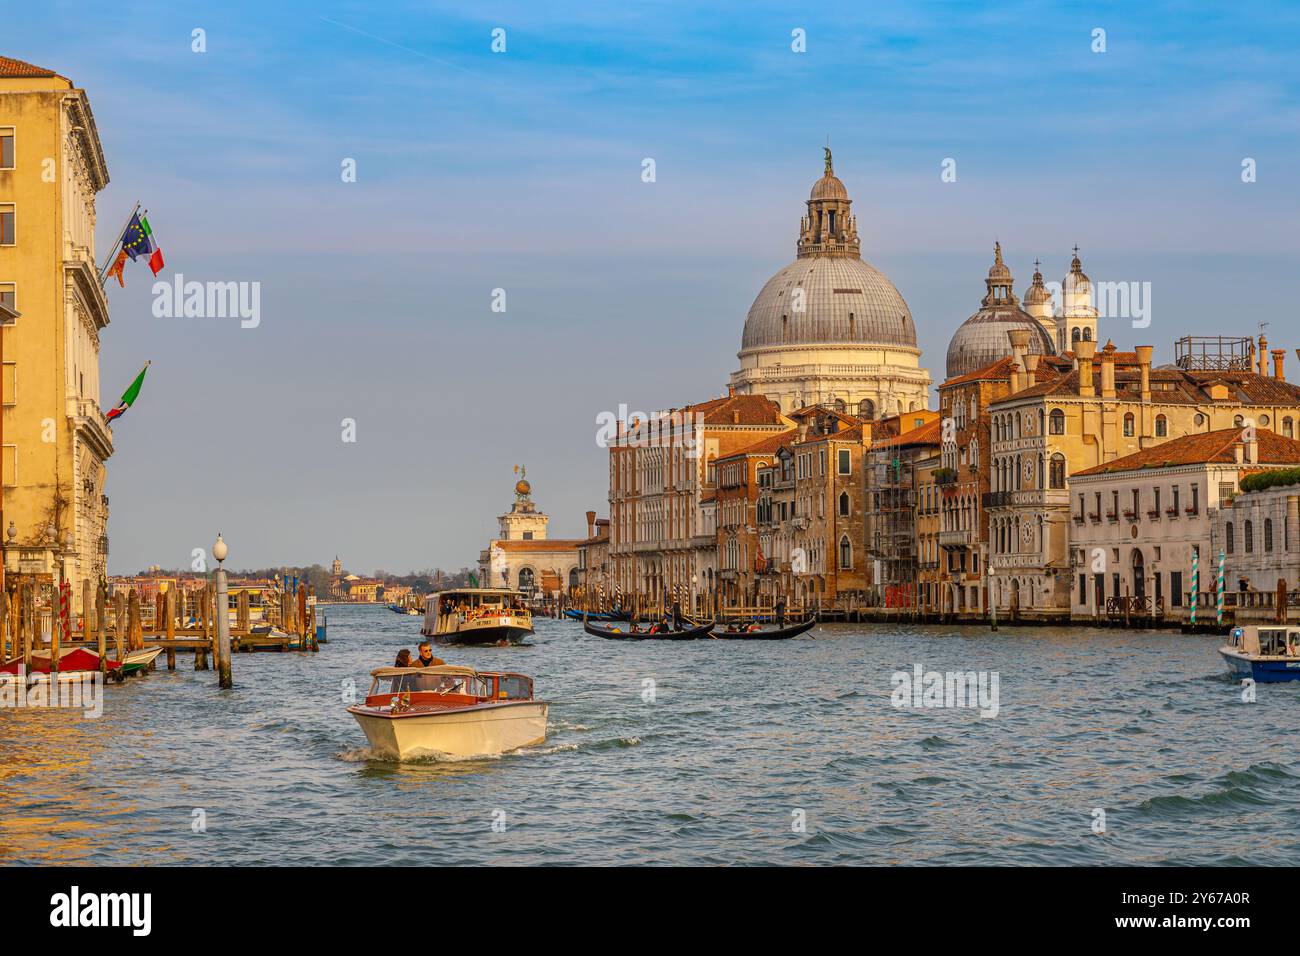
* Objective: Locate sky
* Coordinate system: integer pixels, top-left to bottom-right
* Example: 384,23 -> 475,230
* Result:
11,0 -> 1300,574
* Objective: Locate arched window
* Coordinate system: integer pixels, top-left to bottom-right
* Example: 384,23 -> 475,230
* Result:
1083,327 -> 1093,341
1155,414 -> 1167,437
838,491 -> 849,516
1123,413 -> 1135,437
839,535 -> 852,569
1245,520 -> 1254,553
1226,521 -> 1235,555
1049,408 -> 1065,434
518,567 -> 536,592
858,398 -> 875,419
1050,453 -> 1066,489
1285,417 -> 1295,438
1265,518 -> 1274,552
1234,414 -> 1244,428
831,398 -> 845,413
568,568 -> 579,589
1037,453 -> 1045,489
1072,327 -> 1081,343
1015,455 -> 1022,490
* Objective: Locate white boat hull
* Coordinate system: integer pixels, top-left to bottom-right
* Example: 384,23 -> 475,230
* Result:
350,700 -> 548,759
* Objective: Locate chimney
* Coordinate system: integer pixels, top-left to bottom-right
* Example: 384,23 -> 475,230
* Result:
1009,362 -> 1022,393
1246,430 -> 1258,464
1235,442 -> 1245,465
1008,329 -> 1031,386
731,410 -> 740,424
1100,342 -> 1117,398
1076,339 -> 1096,397
1135,345 -> 1153,402
1023,352 -> 1040,388
798,422 -> 808,443
1259,335 -> 1269,376
1273,349 -> 1286,381
586,511 -> 596,538
727,385 -> 735,398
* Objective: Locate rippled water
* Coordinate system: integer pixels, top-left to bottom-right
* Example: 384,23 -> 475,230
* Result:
1,605 -> 1296,865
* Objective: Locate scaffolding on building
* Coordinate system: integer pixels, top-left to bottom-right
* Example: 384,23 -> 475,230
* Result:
865,449 -> 918,607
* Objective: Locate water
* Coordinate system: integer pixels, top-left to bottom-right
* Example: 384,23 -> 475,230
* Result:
1,605 -> 1296,865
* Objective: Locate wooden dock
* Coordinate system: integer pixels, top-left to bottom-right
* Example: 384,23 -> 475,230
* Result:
2,578 -> 325,674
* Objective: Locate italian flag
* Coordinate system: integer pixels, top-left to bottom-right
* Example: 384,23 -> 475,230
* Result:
141,215 -> 165,276
105,361 -> 150,422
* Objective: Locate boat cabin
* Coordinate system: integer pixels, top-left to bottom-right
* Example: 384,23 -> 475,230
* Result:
365,665 -> 535,710
1229,625 -> 1300,658
425,588 -> 530,636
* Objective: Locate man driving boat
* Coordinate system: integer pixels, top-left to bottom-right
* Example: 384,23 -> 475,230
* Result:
412,641 -> 445,667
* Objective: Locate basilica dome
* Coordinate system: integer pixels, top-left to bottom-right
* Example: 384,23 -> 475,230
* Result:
740,255 -> 917,351
946,243 -> 1054,380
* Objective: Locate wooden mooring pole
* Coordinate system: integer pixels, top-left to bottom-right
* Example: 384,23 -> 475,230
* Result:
215,539 -> 232,689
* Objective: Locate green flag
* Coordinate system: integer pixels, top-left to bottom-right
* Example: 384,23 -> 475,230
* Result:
105,361 -> 150,422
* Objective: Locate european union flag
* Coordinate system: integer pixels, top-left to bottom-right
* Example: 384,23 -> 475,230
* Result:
121,212 -> 154,261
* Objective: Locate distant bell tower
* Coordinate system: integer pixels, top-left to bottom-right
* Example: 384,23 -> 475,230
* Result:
1061,246 -> 1098,351
497,465 -> 549,541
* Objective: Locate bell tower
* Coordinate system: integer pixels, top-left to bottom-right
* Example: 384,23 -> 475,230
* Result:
797,147 -> 860,259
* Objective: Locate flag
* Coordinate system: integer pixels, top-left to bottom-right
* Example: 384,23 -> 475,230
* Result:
468,572 -> 479,588
108,249 -> 128,287
141,215 -> 165,275
121,213 -> 154,261
104,362 -> 150,422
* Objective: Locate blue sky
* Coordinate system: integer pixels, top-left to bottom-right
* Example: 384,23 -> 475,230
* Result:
12,0 -> 1300,573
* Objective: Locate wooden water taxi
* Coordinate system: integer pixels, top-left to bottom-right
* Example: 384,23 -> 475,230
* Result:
423,589 -> 533,645
1220,625 -> 1300,682
347,664 -> 548,759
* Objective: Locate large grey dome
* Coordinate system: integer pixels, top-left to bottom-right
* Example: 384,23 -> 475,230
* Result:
740,256 -> 918,352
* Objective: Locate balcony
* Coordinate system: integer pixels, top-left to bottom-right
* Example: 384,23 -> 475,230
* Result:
72,397 -> 115,461
939,530 -> 973,549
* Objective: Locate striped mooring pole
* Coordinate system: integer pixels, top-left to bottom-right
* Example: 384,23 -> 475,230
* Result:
1217,550 -> 1226,626
1190,550 -> 1198,626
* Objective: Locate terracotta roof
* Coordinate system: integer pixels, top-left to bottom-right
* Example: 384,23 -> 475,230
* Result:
872,418 -> 942,448
490,539 -> 583,552
720,428 -> 799,461
689,393 -> 786,426
0,55 -> 60,78
1072,428 -> 1300,476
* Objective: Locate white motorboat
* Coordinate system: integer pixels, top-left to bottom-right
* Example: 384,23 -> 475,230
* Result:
348,665 -> 548,759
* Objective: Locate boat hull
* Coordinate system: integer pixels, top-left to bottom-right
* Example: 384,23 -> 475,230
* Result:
436,623 -> 532,645
1220,647 -> 1300,682
348,700 -> 549,759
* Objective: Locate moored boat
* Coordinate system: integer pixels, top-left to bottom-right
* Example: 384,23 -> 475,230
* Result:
120,646 -> 164,675
1220,625 -> 1300,682
347,665 -> 548,759
423,588 -> 533,645
0,647 -> 124,686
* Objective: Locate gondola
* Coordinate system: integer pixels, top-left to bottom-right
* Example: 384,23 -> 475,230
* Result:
564,608 -> 629,622
710,617 -> 816,640
582,616 -> 715,641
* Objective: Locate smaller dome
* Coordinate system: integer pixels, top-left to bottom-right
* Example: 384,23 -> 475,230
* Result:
810,173 -> 848,201
1024,262 -> 1053,306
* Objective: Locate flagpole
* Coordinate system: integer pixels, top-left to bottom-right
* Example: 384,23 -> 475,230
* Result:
97,200 -> 141,285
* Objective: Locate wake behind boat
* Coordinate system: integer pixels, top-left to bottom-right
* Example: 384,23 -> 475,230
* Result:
347,664 -> 548,759
1220,625 -> 1300,682
423,588 -> 533,645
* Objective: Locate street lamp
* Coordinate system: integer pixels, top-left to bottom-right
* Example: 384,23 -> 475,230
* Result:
988,562 -> 998,632
213,533 -> 232,689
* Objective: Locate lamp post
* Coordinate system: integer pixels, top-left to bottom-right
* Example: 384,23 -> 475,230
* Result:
989,562 -> 998,632
213,533 -> 232,689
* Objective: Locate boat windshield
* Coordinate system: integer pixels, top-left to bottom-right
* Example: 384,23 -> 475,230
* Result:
1258,627 -> 1300,656
377,672 -> 491,696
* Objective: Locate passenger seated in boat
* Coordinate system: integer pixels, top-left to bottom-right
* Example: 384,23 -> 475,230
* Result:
726,624 -> 739,633
629,622 -> 642,633
413,642 -> 445,668
394,649 -> 412,667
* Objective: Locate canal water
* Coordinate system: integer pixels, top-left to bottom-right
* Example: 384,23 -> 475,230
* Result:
1,605 -> 1295,865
